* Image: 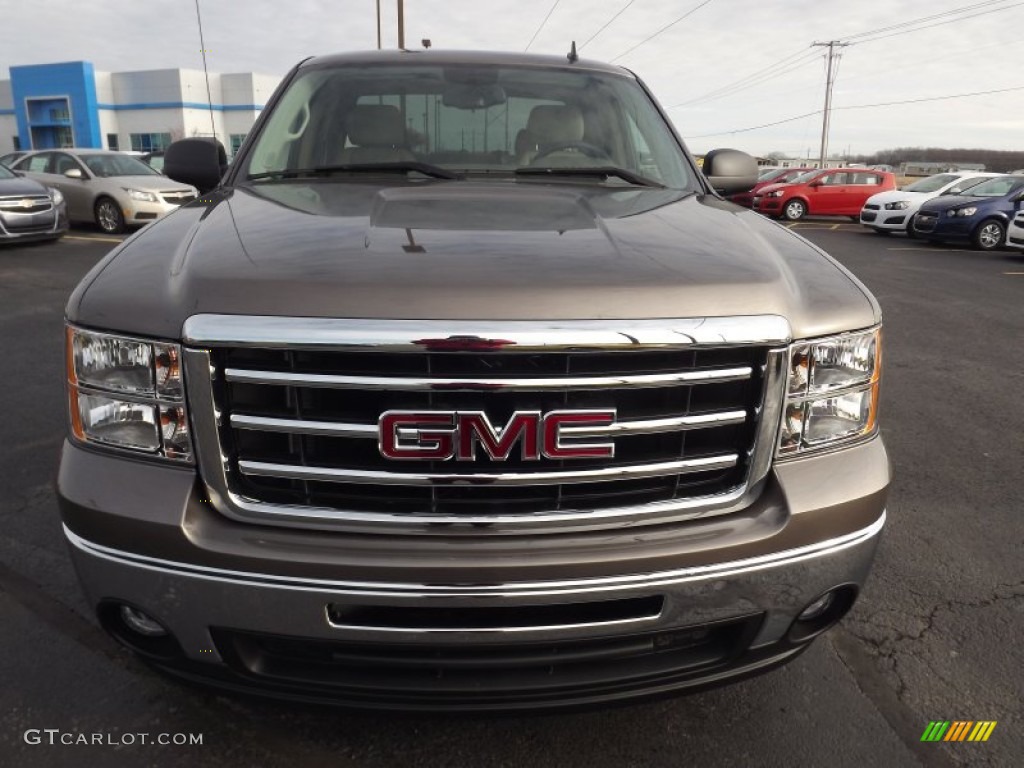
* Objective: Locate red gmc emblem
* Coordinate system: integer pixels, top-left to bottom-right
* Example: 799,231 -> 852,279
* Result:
378,410 -> 616,461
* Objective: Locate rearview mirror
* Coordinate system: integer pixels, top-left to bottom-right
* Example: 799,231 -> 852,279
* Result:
63,168 -> 83,179
702,149 -> 758,196
442,83 -> 506,110
163,138 -> 227,193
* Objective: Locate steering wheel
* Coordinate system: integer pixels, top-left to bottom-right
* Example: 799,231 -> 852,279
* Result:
530,141 -> 610,163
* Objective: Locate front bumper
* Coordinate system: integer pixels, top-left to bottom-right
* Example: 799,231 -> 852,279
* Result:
0,203 -> 68,242
859,209 -> 908,230
122,199 -> 188,226
59,436 -> 889,711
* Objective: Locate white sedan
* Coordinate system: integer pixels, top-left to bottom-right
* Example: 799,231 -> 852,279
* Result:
860,171 -> 1001,236
1007,210 -> 1024,252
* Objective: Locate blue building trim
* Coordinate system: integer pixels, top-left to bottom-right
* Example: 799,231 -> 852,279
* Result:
96,102 -> 263,112
10,61 -> 102,148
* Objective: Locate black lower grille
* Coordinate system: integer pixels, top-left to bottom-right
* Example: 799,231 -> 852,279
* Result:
211,614 -> 763,699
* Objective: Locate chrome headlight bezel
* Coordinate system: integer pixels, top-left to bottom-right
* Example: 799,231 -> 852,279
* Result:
883,200 -> 910,210
48,187 -> 65,206
65,325 -> 193,463
777,326 -> 882,458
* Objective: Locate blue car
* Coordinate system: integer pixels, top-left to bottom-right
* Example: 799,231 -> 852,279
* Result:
913,174 -> 1024,251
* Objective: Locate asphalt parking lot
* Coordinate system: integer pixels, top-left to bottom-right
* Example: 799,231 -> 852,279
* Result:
0,222 -> 1021,767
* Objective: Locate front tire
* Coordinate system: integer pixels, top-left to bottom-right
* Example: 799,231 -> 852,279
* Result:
783,199 -> 806,221
971,219 -> 1005,251
905,217 -> 917,238
94,197 -> 125,234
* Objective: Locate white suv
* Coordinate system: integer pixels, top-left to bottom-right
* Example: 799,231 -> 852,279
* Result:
860,171 -> 1001,236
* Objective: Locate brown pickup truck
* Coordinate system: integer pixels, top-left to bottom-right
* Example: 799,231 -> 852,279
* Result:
59,49 -> 889,711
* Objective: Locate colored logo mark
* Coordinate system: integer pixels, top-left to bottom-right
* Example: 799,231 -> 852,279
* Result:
921,721 -> 997,742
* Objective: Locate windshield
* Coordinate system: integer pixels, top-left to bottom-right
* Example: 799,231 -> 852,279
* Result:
903,174 -> 960,193
963,176 -> 1023,197
0,163 -> 14,180
787,170 -> 821,184
243,62 -> 694,189
757,168 -> 785,181
81,154 -> 160,178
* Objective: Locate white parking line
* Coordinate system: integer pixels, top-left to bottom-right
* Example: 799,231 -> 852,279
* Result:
887,247 -> 973,253
64,235 -> 124,244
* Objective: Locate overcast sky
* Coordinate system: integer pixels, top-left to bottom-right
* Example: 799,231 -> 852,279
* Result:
4,0 -> 1022,157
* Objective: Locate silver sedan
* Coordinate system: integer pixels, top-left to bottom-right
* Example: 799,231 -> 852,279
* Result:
11,149 -> 198,234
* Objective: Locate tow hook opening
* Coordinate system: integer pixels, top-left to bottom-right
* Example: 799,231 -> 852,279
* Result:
787,585 -> 858,643
98,601 -> 184,661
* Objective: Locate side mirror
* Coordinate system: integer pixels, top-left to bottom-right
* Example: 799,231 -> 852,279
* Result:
702,148 -> 758,195
808,180 -> 823,188
164,138 -> 227,193
63,168 -> 84,179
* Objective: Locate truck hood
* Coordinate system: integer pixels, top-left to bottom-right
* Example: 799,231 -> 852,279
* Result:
69,179 -> 879,340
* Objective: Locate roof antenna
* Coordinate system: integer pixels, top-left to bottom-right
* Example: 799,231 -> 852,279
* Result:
567,41 -> 578,63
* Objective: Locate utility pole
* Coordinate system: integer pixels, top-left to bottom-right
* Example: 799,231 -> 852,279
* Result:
812,41 -> 847,169
397,0 -> 405,49
376,0 -> 381,49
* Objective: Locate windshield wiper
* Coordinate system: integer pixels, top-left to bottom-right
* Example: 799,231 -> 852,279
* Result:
247,162 -> 461,181
515,166 -> 664,188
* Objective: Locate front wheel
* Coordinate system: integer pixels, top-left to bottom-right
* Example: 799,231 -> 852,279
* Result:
783,199 -> 806,221
971,219 -> 1005,251
94,197 -> 125,234
905,217 -> 917,238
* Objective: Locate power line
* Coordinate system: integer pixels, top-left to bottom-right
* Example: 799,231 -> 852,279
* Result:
609,0 -> 714,63
579,0 -> 636,51
851,1 -> 1024,45
843,0 -> 1017,43
668,0 -> 1022,110
669,49 -> 821,108
683,83 -> 1024,139
524,0 -> 562,52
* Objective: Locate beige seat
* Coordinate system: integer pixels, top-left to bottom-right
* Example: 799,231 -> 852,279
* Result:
337,104 -> 415,164
517,105 -> 590,166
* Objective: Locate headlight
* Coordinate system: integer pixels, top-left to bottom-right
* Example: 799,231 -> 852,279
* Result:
124,188 -> 158,202
48,187 -> 64,205
951,206 -> 977,217
66,326 -> 192,461
883,201 -> 910,210
778,327 -> 881,456
768,190 -> 785,198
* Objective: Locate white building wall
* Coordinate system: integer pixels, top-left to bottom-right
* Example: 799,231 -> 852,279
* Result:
0,80 -> 14,152
0,65 -> 278,156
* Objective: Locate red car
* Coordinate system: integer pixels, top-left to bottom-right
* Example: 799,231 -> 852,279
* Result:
753,168 -> 897,220
728,167 -> 813,207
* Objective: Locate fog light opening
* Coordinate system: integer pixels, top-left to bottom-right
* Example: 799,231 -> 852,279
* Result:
119,605 -> 169,637
788,585 -> 858,643
98,601 -> 184,661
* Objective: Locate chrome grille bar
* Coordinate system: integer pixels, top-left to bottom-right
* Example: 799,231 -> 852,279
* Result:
224,366 -> 753,391
237,455 -> 739,486
230,410 -> 748,438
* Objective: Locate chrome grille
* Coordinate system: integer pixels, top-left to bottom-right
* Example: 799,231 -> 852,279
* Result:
0,195 -> 52,214
160,191 -> 197,205
184,316 -> 790,533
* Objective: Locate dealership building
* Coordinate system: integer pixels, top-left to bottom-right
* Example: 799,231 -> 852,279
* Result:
0,61 -> 280,157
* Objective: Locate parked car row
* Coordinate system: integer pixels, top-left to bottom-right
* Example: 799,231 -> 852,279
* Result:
910,174 -> 1024,251
5,149 -> 197,234
859,171 -> 1000,236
